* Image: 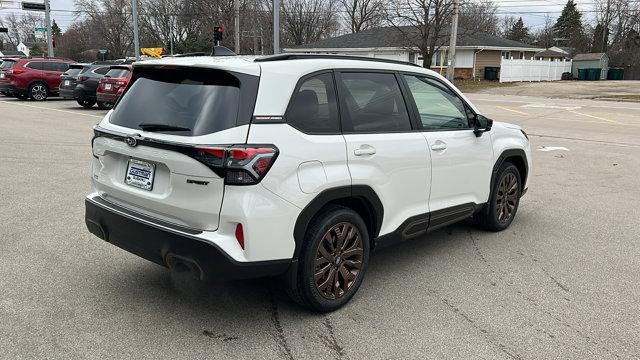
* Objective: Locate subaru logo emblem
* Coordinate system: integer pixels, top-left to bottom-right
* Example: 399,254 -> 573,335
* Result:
124,136 -> 138,147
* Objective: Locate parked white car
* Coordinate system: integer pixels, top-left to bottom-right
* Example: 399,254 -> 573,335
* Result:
85,54 -> 531,312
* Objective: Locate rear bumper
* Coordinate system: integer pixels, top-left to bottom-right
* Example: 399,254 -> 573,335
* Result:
84,196 -> 292,280
0,83 -> 15,93
96,92 -> 118,103
59,88 -> 76,99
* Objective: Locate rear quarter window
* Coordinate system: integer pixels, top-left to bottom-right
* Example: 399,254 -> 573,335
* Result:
1,61 -> 15,70
105,68 -> 130,78
108,66 -> 259,136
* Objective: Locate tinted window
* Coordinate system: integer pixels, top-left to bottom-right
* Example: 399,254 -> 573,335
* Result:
1,60 -> 15,70
109,67 -> 257,136
26,62 -> 44,70
41,62 -> 58,71
286,73 -> 340,134
404,75 -> 471,130
56,62 -> 70,72
105,68 -> 130,78
65,67 -> 84,76
339,72 -> 411,132
94,67 -> 110,75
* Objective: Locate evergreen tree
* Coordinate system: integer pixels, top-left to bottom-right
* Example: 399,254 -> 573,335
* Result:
506,17 -> 530,43
51,20 -> 62,37
553,0 -> 586,50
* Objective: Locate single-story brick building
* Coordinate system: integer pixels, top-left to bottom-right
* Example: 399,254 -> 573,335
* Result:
285,26 -> 541,80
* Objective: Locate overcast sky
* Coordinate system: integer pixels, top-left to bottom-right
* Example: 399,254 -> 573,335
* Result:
1,0 -> 598,33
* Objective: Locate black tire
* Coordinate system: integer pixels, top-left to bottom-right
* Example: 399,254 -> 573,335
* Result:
286,205 -> 370,312
15,93 -> 29,100
475,162 -> 522,231
28,82 -> 49,101
97,101 -> 113,110
77,98 -> 96,108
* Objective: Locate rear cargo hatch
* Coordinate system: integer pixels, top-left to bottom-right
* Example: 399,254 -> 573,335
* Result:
60,64 -> 86,89
91,65 -> 259,231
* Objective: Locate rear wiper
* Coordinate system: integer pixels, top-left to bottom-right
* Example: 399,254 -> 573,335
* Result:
138,123 -> 191,132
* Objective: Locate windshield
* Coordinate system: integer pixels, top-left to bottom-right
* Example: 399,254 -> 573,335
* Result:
105,68 -> 130,78
109,67 -> 258,136
1,60 -> 15,70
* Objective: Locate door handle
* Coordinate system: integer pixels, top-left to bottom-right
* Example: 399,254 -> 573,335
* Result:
354,145 -> 376,156
431,141 -> 447,151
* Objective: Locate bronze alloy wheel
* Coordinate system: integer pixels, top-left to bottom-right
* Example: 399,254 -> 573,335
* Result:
496,173 -> 519,223
314,222 -> 363,300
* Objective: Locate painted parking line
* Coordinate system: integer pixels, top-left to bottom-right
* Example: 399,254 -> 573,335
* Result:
495,106 -> 529,116
568,110 -> 625,125
0,100 -> 104,118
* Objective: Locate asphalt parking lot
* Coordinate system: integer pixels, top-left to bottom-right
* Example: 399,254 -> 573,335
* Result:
1,94 -> 639,360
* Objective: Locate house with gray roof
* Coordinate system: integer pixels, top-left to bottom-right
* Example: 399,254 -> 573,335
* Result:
284,26 -> 541,80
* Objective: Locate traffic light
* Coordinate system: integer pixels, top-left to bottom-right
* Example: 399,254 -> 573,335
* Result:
214,26 -> 223,42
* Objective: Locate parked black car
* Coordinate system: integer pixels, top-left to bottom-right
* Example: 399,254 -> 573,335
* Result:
59,63 -> 88,101
67,62 -> 116,108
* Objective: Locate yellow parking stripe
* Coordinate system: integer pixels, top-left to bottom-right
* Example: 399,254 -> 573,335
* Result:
495,106 -> 529,116
569,110 -> 625,125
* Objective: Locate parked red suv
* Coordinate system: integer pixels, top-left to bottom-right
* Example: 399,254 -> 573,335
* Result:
96,65 -> 132,109
0,58 -> 75,101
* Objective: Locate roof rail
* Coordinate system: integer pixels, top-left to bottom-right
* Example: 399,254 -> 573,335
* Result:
254,53 -> 421,68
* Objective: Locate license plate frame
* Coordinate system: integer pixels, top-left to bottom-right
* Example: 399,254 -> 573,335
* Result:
64,80 -> 70,86
104,83 -> 112,90
125,159 -> 155,191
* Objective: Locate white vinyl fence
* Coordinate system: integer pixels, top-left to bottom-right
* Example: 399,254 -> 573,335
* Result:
500,59 -> 572,83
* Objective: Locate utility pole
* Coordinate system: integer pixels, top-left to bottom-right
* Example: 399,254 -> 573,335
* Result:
132,0 -> 140,60
44,0 -> 54,57
446,0 -> 458,82
601,0 -> 610,53
169,17 -> 174,56
234,0 -> 240,53
273,0 -> 280,54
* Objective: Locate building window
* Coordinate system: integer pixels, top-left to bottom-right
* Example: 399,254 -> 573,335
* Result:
501,51 -> 511,60
433,49 -> 448,67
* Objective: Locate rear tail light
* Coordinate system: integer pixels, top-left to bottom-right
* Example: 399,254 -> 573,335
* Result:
192,145 -> 278,185
78,75 -> 88,82
8,68 -> 24,75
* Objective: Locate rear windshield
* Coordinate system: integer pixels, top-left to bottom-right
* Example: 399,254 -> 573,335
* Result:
1,61 -> 15,70
105,68 -> 130,78
109,67 -> 259,136
65,67 -> 84,76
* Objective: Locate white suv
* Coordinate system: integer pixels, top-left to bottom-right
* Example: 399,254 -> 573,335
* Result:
85,54 -> 531,311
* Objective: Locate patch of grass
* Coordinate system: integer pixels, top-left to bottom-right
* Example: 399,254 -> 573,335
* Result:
593,94 -> 640,102
453,79 -> 516,93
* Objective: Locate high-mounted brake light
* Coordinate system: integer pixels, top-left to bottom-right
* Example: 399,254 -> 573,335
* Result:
192,145 -> 278,185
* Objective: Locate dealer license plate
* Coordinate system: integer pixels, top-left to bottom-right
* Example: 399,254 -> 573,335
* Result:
105,83 -> 112,90
64,80 -> 70,86
125,159 -> 155,191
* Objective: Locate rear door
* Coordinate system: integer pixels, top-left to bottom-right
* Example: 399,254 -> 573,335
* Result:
337,71 -> 431,236
92,66 -> 259,231
400,74 -> 493,212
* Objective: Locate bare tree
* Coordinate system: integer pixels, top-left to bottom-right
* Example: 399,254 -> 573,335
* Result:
459,0 -> 499,36
499,15 -> 518,37
531,15 -> 555,49
0,12 -> 43,48
281,0 -> 340,46
339,0 -> 385,33
75,0 -> 134,57
387,0 -> 456,68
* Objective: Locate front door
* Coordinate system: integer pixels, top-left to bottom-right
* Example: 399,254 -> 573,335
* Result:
337,71 -> 431,237
401,74 -> 494,213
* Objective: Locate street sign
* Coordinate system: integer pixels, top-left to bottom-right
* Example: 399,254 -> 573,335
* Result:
22,2 -> 46,11
35,27 -> 47,32
98,49 -> 108,55
0,28 -> 8,33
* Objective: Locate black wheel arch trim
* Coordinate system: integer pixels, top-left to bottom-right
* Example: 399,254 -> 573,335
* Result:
292,185 -> 383,259
491,148 -> 528,191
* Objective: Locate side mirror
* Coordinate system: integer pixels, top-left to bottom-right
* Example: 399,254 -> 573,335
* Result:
473,114 -> 493,137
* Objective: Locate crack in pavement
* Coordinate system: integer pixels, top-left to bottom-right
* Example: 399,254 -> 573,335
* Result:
320,317 -> 348,359
268,286 -> 295,360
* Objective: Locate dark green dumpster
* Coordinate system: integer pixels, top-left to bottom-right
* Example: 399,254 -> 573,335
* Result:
587,68 -> 601,80
484,67 -> 499,81
607,68 -> 624,80
578,68 -> 587,80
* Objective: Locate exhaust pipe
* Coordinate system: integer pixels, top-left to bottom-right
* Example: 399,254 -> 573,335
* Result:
165,253 -> 204,280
